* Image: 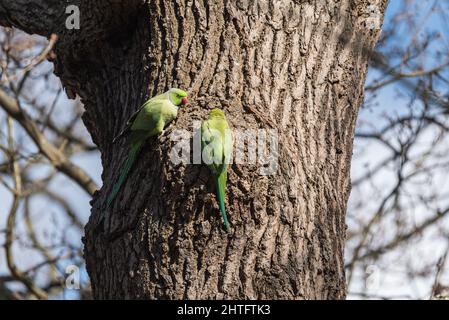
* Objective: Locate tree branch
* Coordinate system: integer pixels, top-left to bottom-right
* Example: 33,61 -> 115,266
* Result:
0,88 -> 98,195
4,116 -> 48,299
348,208 -> 449,267
0,1 -> 63,37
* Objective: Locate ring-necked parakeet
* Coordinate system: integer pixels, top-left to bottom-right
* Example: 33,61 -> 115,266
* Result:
201,108 -> 233,231
106,88 -> 189,207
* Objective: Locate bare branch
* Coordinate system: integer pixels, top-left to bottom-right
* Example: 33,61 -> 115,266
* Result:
0,88 -> 98,195
4,116 -> 47,299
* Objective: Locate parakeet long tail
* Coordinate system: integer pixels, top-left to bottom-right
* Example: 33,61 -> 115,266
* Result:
107,141 -> 142,207
216,170 -> 230,232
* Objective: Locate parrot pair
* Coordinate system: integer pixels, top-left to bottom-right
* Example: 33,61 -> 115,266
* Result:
107,88 -> 233,231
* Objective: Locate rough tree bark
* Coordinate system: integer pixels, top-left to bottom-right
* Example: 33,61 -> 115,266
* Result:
0,0 -> 388,299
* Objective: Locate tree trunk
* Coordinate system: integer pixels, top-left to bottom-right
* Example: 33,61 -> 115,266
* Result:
0,0 -> 388,299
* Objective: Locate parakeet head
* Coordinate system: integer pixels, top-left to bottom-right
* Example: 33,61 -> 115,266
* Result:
209,108 -> 226,119
168,88 -> 189,106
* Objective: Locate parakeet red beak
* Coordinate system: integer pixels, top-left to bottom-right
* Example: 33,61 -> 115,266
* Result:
181,97 -> 189,105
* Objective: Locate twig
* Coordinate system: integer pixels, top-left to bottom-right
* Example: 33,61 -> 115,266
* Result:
430,243 -> 449,299
4,116 -> 48,299
0,88 -> 98,195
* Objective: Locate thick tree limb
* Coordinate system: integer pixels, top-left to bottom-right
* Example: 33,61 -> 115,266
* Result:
0,1 -> 144,36
0,1 -> 62,37
0,0 -> 147,145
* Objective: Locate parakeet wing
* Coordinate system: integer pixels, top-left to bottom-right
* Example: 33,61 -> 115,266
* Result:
113,95 -> 165,142
222,125 -> 232,172
130,101 -> 162,132
201,121 -> 220,174
127,93 -> 167,127
201,119 -> 231,175
125,98 -> 155,130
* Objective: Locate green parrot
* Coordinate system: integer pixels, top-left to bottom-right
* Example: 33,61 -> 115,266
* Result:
106,88 -> 189,207
201,108 -> 233,231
